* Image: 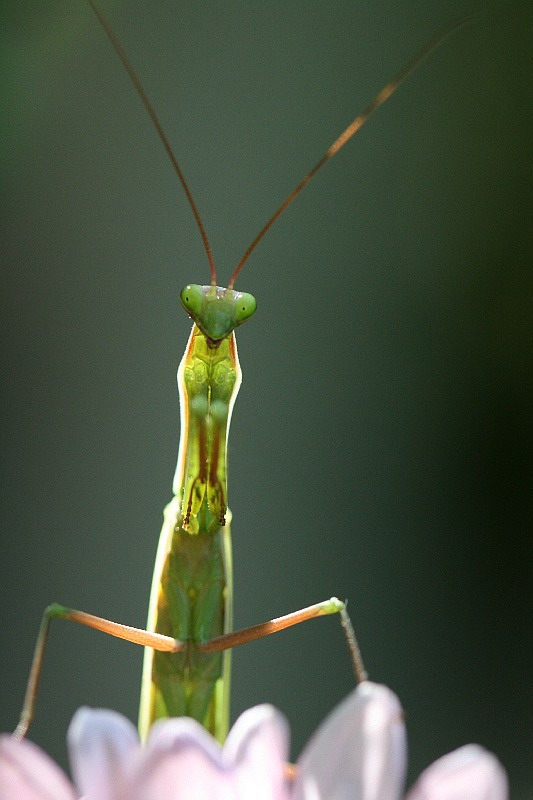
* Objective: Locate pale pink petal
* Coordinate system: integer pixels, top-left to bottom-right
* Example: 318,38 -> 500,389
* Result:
405,744 -> 509,800
0,734 -> 76,800
131,706 -> 290,800
67,708 -> 140,800
224,705 -> 290,800
132,718 -> 226,800
293,681 -> 406,800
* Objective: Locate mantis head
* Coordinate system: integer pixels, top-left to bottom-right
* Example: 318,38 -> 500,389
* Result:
180,284 -> 256,344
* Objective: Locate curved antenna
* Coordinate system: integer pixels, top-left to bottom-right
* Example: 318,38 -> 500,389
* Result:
228,22 -> 466,290
88,0 -> 217,286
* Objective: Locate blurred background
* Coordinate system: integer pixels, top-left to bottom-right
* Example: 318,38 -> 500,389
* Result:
1,0 -> 531,796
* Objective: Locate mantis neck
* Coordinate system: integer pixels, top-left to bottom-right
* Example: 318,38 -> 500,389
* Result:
173,324 -> 242,533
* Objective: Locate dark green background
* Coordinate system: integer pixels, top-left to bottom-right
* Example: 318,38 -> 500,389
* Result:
2,0 -> 531,796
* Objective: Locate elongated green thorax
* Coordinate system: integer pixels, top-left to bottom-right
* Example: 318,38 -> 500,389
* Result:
138,284 -> 255,742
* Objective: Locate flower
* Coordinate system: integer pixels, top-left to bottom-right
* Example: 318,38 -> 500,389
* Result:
0,682 -> 508,800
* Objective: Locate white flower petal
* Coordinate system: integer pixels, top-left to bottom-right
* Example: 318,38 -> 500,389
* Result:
293,682 -> 407,800
224,704 -> 290,800
131,707 -> 290,800
133,717 -> 227,800
67,707 -> 140,800
0,735 -> 76,800
405,744 -> 509,800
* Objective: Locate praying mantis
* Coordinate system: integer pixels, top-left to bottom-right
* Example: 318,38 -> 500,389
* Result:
18,0 -> 453,743
4,0 -> 516,768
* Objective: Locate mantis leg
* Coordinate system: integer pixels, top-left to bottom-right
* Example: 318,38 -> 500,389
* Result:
15,598 -> 365,739
14,604 -> 184,739
198,597 -> 367,684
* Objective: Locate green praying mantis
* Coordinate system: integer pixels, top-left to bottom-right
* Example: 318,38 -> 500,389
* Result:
11,1 -> 466,745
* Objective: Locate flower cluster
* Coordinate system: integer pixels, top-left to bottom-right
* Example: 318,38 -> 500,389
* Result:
0,682 -> 507,800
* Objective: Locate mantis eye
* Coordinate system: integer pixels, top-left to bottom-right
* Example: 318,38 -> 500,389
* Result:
234,292 -> 257,324
180,284 -> 203,317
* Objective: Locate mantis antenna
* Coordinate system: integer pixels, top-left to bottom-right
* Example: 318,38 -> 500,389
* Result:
87,0 -> 218,286
227,21 -> 468,288
89,0 -> 467,291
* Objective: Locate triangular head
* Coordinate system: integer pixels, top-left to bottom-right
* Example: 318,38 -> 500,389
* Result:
180,284 -> 257,346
